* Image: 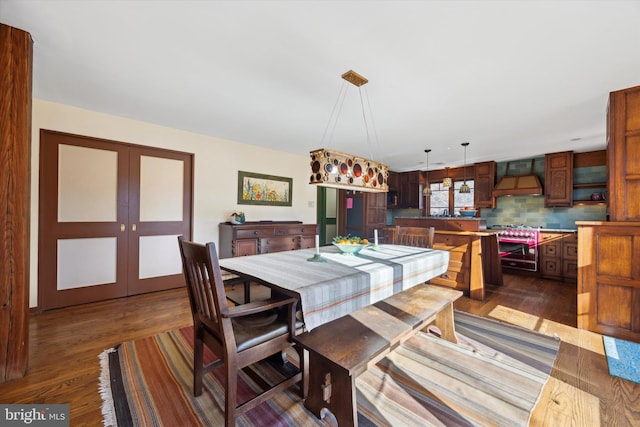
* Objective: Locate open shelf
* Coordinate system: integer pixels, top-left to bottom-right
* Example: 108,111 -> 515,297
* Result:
573,182 -> 606,189
573,200 -> 607,206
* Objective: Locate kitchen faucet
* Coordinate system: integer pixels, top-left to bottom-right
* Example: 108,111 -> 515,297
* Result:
442,208 -> 449,217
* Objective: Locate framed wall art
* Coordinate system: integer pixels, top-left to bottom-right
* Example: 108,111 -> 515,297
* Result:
237,171 -> 293,206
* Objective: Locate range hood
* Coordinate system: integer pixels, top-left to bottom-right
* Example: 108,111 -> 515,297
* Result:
492,160 -> 544,197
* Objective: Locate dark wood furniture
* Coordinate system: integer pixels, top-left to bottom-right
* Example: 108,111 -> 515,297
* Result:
577,222 -> 640,343
395,226 -> 435,248
339,191 -> 386,241
398,170 -> 422,208
388,221 -> 503,301
539,231 -> 578,282
576,84 -> 640,342
177,237 -> 305,426
1,23 -> 32,384
218,221 -> 318,258
393,216 -> 487,232
572,150 -> 607,206
386,171 -> 400,208
473,161 -> 497,208
293,285 -> 462,427
545,151 -> 574,207
608,84 -> 640,221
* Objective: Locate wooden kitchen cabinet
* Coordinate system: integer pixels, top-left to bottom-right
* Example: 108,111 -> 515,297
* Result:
399,170 -> 421,208
429,233 -> 472,295
608,84 -> 640,221
539,232 -> 563,279
539,231 -> 577,282
428,231 -> 501,301
577,221 -> 640,343
545,151 -> 573,207
219,221 -> 318,258
395,217 -> 487,232
473,161 -> 496,208
386,171 -> 400,208
562,233 -> 578,280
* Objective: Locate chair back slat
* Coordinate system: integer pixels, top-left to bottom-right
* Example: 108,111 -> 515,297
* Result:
395,226 -> 435,248
178,236 -> 229,340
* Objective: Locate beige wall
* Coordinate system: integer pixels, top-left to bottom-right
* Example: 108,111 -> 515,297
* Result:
30,99 -> 317,307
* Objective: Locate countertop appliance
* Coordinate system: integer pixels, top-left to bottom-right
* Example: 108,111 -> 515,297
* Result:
494,225 -> 541,272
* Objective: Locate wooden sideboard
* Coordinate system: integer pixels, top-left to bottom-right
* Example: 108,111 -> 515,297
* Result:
219,221 -> 318,258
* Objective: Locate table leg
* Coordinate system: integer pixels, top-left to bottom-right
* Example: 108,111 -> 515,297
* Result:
435,302 -> 458,344
305,352 -> 357,427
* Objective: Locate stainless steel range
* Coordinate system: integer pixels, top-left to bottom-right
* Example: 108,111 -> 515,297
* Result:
495,225 -> 541,272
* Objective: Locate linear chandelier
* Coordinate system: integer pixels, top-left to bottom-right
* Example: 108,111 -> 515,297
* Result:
309,70 -> 389,193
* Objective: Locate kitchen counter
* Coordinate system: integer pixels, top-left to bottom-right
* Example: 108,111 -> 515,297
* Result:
385,224 -> 502,301
394,216 -> 487,232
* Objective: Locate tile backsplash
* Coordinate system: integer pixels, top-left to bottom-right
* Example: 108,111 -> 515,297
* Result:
387,156 -> 608,229
482,195 -> 606,229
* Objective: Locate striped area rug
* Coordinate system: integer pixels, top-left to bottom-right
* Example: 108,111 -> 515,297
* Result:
99,311 -> 559,426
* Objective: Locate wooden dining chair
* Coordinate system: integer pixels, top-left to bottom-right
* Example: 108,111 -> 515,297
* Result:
395,226 -> 435,248
177,236 -> 305,427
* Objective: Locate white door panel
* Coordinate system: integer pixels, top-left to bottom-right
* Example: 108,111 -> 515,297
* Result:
139,155 -> 184,222
139,234 -> 183,279
58,144 -> 118,222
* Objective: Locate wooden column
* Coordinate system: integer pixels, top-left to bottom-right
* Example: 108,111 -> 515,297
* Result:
1,23 -> 33,383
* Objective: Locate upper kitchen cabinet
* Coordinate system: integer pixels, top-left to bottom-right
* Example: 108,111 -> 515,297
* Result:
608,84 -> 640,221
473,161 -> 496,208
399,170 -> 422,209
386,171 -> 399,208
545,151 -> 573,207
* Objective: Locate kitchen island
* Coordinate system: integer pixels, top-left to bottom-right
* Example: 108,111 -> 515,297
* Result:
388,217 -> 502,300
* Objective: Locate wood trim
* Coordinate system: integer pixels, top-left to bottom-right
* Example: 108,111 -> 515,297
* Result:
0,24 -> 32,383
38,130 -> 193,309
573,150 -> 606,168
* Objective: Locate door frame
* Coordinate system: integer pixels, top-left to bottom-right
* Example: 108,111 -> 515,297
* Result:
38,130 -> 193,310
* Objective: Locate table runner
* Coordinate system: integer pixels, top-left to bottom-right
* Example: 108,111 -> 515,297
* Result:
219,244 -> 449,330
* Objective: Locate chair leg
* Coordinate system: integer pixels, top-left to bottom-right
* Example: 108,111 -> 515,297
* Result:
193,332 -> 204,396
295,345 -> 308,400
225,363 -> 238,427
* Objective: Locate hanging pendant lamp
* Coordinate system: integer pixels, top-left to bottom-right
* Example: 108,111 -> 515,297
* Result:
423,149 -> 432,196
309,70 -> 389,193
442,167 -> 452,188
460,142 -> 471,194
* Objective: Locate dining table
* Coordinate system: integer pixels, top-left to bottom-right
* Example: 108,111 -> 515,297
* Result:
218,244 -> 450,331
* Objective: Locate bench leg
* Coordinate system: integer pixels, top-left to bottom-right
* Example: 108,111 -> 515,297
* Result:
305,352 -> 357,427
434,302 -> 458,344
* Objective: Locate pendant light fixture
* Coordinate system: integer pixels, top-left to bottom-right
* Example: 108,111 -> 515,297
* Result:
423,149 -> 432,196
442,167 -> 452,188
459,142 -> 471,194
309,70 -> 389,193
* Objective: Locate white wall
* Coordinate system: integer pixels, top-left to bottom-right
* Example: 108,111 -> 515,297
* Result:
30,99 -> 317,307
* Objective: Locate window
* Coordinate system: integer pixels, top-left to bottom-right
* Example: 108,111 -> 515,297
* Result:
426,179 -> 474,216
454,180 -> 474,215
428,182 -> 449,216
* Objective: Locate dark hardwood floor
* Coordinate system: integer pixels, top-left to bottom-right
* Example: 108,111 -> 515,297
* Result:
1,273 -> 638,426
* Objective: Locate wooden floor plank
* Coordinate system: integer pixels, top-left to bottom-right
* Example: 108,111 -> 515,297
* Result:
0,274 -> 638,426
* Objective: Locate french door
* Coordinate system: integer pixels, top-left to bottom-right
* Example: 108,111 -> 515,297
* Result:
38,130 -> 192,310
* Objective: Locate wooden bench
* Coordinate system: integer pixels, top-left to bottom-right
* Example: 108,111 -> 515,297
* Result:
293,284 -> 462,427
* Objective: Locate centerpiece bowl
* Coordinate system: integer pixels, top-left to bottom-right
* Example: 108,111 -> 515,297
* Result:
332,242 -> 366,255
459,209 -> 478,217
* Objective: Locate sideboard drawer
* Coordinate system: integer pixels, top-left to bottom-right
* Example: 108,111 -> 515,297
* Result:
260,237 -> 299,254
236,228 -> 274,239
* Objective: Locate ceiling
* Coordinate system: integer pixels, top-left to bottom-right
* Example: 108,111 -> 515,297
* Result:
2,0 -> 640,172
